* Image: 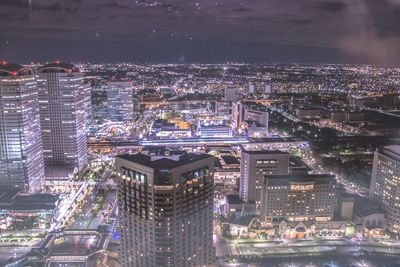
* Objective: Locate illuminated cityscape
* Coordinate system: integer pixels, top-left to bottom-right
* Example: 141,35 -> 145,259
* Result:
1,1 -> 400,267
0,61 -> 398,267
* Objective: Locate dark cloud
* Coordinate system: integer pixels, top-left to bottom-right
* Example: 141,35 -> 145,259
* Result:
0,0 -> 399,65
318,1 -> 347,13
0,0 -> 28,8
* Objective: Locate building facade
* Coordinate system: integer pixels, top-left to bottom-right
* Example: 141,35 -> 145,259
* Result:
260,174 -> 337,222
83,82 -> 92,128
224,85 -> 238,102
107,81 -> 134,122
370,145 -> 400,232
116,153 -> 215,267
239,150 -> 290,204
37,62 -> 88,176
0,62 -> 45,192
232,101 -> 269,137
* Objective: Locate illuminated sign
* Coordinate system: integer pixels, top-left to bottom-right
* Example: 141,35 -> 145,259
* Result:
290,184 -> 314,191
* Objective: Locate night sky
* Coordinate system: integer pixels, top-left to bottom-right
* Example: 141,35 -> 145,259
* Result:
1,0 -> 400,65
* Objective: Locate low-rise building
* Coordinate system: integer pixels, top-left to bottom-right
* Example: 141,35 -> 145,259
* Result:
260,174 -> 337,222
0,191 -> 62,230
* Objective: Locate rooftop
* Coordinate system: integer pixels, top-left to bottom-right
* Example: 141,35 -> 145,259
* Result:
38,62 -> 80,73
382,145 -> 400,159
117,153 -> 212,169
221,155 -> 240,165
0,62 -> 32,76
0,191 -> 60,211
242,149 -> 289,155
230,215 -> 255,227
226,194 -> 243,205
354,196 -> 383,217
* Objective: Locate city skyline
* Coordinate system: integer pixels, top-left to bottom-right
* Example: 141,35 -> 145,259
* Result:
0,60 -> 399,266
1,1 -> 400,264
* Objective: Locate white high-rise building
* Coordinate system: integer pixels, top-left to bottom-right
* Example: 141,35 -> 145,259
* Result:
232,101 -> 269,133
370,145 -> 400,232
107,81 -> 134,122
224,84 -> 238,101
248,82 -> 255,94
0,62 -> 45,192
240,149 -> 290,204
37,62 -> 88,177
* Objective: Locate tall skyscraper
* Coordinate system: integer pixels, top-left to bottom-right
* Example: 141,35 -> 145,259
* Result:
370,145 -> 400,232
116,152 -> 215,267
107,81 -> 134,122
0,62 -> 45,192
240,150 -> 290,204
37,62 -> 88,176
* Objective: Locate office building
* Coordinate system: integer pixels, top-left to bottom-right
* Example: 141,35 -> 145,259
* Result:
239,150 -> 290,204
0,191 -> 62,230
232,101 -> 241,129
370,145 -> 400,232
116,152 -> 215,267
260,174 -> 337,222
224,85 -> 238,101
248,82 -> 255,94
0,62 -> 45,192
37,62 -> 88,176
232,101 -> 268,137
197,119 -> 232,138
107,81 -> 134,122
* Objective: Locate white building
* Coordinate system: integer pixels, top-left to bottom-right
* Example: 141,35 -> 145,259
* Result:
239,150 -> 290,204
107,81 -> 134,122
37,62 -> 88,177
224,85 -> 238,101
232,101 -> 269,137
370,145 -> 400,232
0,62 -> 45,192
260,174 -> 337,222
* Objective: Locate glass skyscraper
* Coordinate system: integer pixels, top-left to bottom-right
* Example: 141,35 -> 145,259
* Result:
37,62 -> 88,176
0,62 -> 45,192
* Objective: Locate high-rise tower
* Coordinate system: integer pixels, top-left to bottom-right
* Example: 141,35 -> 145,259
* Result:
107,81 -> 134,122
240,149 -> 290,204
37,62 -> 88,176
116,152 -> 215,267
370,145 -> 400,232
0,62 -> 45,192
